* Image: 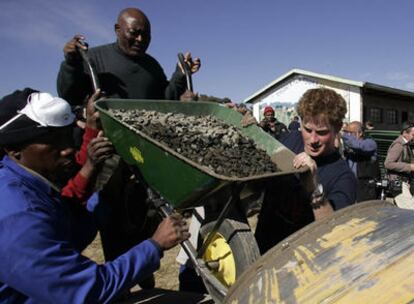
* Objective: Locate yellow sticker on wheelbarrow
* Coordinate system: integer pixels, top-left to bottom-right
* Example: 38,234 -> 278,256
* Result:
129,147 -> 144,164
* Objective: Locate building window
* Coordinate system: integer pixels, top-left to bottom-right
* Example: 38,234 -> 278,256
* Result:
401,111 -> 414,123
363,106 -> 367,123
385,109 -> 398,124
402,111 -> 408,123
368,107 -> 383,123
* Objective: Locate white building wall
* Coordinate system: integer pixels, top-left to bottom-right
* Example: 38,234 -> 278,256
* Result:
251,75 -> 362,124
348,86 -> 362,122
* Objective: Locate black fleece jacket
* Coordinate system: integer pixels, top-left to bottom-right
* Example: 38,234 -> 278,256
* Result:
57,43 -> 186,105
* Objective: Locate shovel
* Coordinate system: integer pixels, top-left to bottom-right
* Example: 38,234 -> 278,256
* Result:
77,40 -> 100,94
177,52 -> 193,92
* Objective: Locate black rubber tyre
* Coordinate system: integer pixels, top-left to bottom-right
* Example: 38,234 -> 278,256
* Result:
199,219 -> 260,302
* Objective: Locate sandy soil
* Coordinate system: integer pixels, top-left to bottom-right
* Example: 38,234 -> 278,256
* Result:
82,233 -> 181,290
82,216 -> 258,291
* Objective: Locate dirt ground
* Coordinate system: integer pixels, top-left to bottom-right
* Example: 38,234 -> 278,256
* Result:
82,215 -> 258,291
82,233 -> 181,290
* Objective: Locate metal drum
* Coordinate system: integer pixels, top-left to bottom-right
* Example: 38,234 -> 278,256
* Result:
226,201 -> 414,303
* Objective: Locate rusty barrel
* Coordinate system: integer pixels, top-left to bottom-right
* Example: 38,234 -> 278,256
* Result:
226,201 -> 414,303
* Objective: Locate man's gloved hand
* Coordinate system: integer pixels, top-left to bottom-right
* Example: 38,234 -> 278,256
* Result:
151,213 -> 190,251
63,34 -> 88,64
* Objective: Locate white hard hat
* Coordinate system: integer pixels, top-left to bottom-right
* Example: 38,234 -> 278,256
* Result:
19,92 -> 75,127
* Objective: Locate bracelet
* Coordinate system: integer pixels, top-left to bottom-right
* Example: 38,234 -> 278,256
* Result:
310,193 -> 326,209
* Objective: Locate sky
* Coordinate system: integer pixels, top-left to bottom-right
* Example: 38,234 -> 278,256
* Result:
1,0 -> 414,102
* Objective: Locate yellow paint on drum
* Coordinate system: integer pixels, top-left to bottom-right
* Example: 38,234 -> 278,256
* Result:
230,215 -> 414,303
225,202 -> 414,303
287,218 -> 382,302
335,250 -> 414,303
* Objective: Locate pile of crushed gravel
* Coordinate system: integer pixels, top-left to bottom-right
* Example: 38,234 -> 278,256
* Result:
110,109 -> 279,177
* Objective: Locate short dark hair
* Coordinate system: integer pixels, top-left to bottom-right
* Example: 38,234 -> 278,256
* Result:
401,121 -> 414,134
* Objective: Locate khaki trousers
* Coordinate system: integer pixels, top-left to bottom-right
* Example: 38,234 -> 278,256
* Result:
394,181 -> 414,210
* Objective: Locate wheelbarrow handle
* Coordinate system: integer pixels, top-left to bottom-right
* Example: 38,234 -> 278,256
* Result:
177,52 -> 193,92
77,40 -> 101,94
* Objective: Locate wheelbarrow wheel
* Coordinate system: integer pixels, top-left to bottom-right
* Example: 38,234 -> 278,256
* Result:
199,219 -> 260,300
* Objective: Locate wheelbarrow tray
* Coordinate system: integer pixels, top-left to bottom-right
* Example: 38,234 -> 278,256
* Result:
96,99 -> 305,209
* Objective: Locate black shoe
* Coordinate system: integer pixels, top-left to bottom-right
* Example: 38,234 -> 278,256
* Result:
138,274 -> 155,289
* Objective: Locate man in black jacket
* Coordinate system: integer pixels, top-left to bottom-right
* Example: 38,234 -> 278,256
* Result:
57,7 -> 200,105
56,7 -> 201,290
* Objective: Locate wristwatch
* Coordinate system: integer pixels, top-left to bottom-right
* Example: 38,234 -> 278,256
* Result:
310,183 -> 325,209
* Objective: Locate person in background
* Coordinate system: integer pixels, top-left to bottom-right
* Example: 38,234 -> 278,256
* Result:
342,121 -> 380,202
259,106 -> 289,140
384,121 -> 414,209
365,120 -> 375,131
0,88 -> 190,303
236,103 -> 258,127
61,90 -> 111,202
288,115 -> 300,132
256,88 -> 357,254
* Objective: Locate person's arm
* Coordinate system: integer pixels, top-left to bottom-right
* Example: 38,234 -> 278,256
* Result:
384,141 -> 413,173
62,90 -> 111,203
312,201 -> 334,220
240,111 -> 258,127
179,89 -> 199,101
342,134 -> 377,155
62,133 -> 113,203
75,89 -> 103,166
259,118 -> 270,131
61,171 -> 90,204
311,170 -> 356,220
165,65 -> 187,100
75,127 -> 100,166
294,152 -> 349,221
0,205 -> 188,303
57,62 -> 90,105
165,52 -> 201,100
279,122 -> 289,133
56,35 -> 91,105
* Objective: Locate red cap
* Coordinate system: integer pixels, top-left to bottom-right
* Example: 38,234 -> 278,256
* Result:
264,106 -> 274,115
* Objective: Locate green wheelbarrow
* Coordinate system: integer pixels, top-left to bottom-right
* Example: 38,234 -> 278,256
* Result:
95,98 -> 305,302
